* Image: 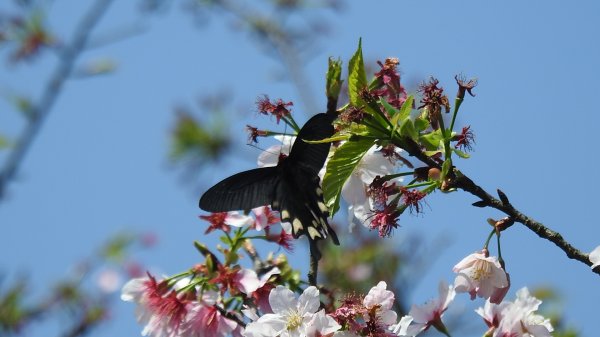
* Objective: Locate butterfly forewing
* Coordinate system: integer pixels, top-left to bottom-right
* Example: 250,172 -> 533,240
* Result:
287,113 -> 335,175
199,167 -> 279,212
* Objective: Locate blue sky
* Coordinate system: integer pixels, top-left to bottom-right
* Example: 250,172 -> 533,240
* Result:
1,1 -> 599,336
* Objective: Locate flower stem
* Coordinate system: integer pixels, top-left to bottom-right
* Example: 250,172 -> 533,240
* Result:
450,97 -> 463,131
483,229 -> 496,250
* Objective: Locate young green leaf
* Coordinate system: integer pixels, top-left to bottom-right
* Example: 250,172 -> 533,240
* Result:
399,118 -> 418,141
348,39 -> 367,107
326,57 -> 343,101
419,130 -> 443,150
322,138 -> 374,216
453,148 -> 471,158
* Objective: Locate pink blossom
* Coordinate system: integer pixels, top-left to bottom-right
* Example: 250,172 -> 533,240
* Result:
252,267 -> 281,313
453,250 -> 509,303
306,310 -> 341,337
180,291 -> 238,337
234,268 -> 261,295
476,288 -> 553,337
121,273 -> 188,337
253,206 -> 280,230
363,281 -> 397,327
392,281 -> 455,337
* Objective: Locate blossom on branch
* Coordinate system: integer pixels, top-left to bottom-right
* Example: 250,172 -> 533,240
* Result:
589,245 -> 600,269
391,281 -> 455,337
342,145 -> 403,231
199,211 -> 254,234
243,285 -> 322,337
453,250 -> 509,303
475,288 -> 553,337
256,95 -> 293,124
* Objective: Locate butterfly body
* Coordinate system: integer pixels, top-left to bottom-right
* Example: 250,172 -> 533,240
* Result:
199,113 -> 339,255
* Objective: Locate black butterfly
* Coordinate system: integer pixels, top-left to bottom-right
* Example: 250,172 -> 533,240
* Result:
199,112 -> 339,258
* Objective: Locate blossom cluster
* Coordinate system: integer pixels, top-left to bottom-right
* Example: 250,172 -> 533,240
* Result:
122,247 -> 554,337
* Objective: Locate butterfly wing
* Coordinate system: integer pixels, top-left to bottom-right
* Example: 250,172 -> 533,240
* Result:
287,113 -> 335,175
199,167 -> 279,212
273,163 -> 339,243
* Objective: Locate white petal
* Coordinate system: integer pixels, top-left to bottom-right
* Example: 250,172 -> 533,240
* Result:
380,309 -> 398,326
269,286 -> 297,314
236,269 -> 261,294
297,286 -> 320,315
341,173 -> 368,206
259,267 -> 282,287
589,245 -> 600,268
452,252 -> 480,272
226,212 -> 255,227
244,314 -> 287,337
120,278 -> 146,302
257,145 -> 283,167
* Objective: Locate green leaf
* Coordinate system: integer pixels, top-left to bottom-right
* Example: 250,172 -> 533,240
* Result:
394,95 -> 414,125
323,138 -> 374,216
303,134 -> 350,144
380,98 -> 399,117
419,130 -> 443,150
441,158 -> 452,181
414,116 -> 429,132
399,118 -> 418,141
326,57 -> 343,101
347,39 -> 367,106
453,148 -> 470,158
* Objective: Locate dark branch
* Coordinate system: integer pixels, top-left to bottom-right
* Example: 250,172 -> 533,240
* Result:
396,135 -> 597,275
452,172 -> 596,274
0,0 -> 115,202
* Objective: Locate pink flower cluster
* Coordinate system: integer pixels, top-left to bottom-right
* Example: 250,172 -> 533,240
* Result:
121,267 -> 280,337
244,281 -> 399,337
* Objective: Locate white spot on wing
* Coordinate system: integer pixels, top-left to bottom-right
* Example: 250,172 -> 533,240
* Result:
292,219 -> 303,233
308,227 -> 321,239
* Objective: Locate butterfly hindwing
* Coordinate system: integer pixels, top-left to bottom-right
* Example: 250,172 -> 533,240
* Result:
274,161 -> 339,245
199,167 -> 279,212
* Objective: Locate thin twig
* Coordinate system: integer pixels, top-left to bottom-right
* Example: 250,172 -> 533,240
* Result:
0,0 -> 115,201
398,136 -> 597,276
215,305 -> 246,328
452,173 -> 597,275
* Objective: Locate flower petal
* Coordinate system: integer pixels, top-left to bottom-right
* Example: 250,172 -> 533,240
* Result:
297,286 -> 320,315
269,286 -> 297,314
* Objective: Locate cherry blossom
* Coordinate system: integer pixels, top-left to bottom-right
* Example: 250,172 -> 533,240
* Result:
200,211 -> 254,234
121,273 -> 188,337
243,285 -> 320,337
253,206 -> 280,230
180,291 -> 238,337
476,287 -> 553,337
363,281 -> 398,327
257,135 -> 295,167
589,245 -> 600,269
306,309 -> 341,337
342,145 -> 402,230
391,281 -> 455,337
453,250 -> 509,303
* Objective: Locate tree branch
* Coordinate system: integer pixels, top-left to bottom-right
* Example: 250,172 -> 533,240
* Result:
452,172 -> 597,275
396,135 -> 597,275
0,0 -> 114,202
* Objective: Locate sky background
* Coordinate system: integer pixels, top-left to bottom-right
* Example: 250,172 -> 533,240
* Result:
1,1 -> 599,336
